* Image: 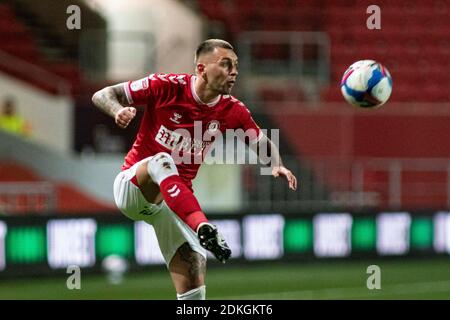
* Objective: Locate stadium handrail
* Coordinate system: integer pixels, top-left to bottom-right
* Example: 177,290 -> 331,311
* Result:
0,50 -> 71,95
0,181 -> 56,214
242,155 -> 450,211
237,31 -> 330,82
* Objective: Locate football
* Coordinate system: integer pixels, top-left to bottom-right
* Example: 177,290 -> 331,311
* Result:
340,60 -> 393,109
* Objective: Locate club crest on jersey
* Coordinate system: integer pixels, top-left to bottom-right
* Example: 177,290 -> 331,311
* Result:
170,112 -> 182,124
207,120 -> 220,133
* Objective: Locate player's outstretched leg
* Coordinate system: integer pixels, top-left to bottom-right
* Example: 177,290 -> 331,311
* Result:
139,152 -> 232,262
145,152 -> 208,231
197,222 -> 231,263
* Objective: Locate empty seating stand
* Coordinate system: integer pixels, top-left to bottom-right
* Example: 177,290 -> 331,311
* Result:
0,3 -> 82,95
321,1 -> 450,102
195,0 -> 450,102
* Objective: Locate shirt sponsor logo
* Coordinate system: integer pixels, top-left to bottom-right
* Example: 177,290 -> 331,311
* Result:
155,125 -> 210,155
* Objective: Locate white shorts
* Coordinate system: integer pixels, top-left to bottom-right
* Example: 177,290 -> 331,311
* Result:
113,158 -> 206,267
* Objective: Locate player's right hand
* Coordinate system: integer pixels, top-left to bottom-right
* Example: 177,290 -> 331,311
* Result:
115,107 -> 136,129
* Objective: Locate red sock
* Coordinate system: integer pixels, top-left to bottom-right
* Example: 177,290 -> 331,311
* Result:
159,175 -> 208,232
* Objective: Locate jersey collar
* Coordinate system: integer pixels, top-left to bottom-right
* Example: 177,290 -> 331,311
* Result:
190,76 -> 221,107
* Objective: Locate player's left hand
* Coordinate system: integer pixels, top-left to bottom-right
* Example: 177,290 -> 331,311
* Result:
272,166 -> 298,191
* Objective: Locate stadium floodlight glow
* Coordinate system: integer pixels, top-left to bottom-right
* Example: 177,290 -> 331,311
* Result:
47,219 -> 97,269
377,212 -> 411,255
313,213 -> 352,257
243,214 -> 284,260
134,221 -> 165,265
0,222 -> 6,271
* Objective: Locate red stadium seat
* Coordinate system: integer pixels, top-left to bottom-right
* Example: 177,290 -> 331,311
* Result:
320,0 -> 450,102
0,2 -> 85,95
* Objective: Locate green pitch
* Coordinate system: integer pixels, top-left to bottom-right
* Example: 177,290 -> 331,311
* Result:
0,258 -> 449,299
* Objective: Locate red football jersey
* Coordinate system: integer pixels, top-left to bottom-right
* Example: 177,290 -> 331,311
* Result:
122,73 -> 262,189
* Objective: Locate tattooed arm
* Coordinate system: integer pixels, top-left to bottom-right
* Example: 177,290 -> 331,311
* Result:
92,83 -> 136,129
